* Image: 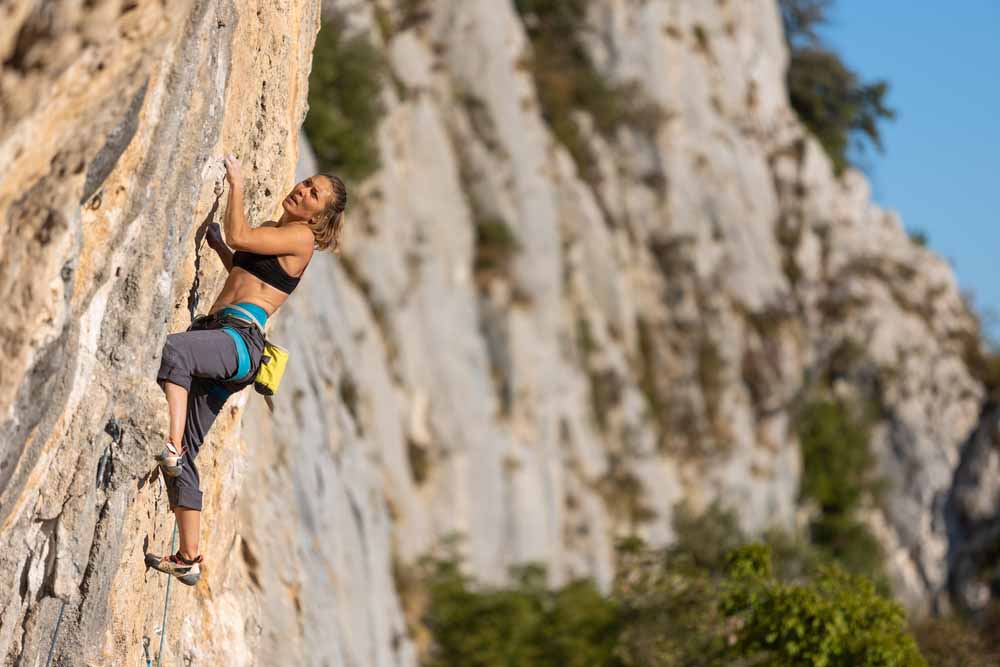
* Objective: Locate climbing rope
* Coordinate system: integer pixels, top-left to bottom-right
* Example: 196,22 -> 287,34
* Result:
44,598 -> 67,667
155,520 -> 179,667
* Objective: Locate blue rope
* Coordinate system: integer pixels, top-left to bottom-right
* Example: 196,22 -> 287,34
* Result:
155,521 -> 178,667
44,598 -> 67,667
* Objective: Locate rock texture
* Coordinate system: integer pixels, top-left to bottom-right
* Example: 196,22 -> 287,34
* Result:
1,0 -> 996,665
0,1 -> 411,665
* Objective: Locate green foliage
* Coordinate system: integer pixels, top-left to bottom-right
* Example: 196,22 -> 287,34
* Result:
669,500 -> 747,569
596,456 -> 656,528
957,292 -> 1000,402
616,506 -> 925,667
304,15 -> 386,183
787,48 -> 895,174
576,314 -> 596,361
779,0 -> 896,174
809,511 -> 886,582
372,0 -> 433,42
474,217 -> 522,282
780,0 -> 834,46
797,399 -> 875,513
614,547 -> 730,665
415,504 -> 932,667
407,437 -> 429,485
796,397 -> 888,583
907,227 -> 929,247
421,555 -> 623,667
616,505 -> 925,666
720,549 -> 926,667
967,343 -> 1000,401
671,501 -> 825,583
513,0 -> 663,186
761,525 -> 827,581
373,5 -> 393,42
692,24 -> 711,55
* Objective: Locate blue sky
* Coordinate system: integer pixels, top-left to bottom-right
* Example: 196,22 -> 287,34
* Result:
820,1 -> 999,337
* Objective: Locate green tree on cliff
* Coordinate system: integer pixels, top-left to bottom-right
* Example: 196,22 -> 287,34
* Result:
304,15 -> 385,182
779,0 -> 896,174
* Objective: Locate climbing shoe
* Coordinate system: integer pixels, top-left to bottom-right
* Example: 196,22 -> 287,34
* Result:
154,441 -> 185,478
145,550 -> 203,586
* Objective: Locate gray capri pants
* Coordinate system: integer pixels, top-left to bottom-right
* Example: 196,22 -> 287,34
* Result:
156,311 -> 265,511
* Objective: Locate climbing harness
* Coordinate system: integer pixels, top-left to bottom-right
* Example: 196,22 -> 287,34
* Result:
200,305 -> 289,400
44,598 -> 67,667
220,304 -> 289,396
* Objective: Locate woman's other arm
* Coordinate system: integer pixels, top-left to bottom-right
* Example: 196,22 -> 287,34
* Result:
215,245 -> 234,271
206,222 -> 234,271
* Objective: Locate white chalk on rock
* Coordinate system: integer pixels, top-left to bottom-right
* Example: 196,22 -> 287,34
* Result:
202,155 -> 226,197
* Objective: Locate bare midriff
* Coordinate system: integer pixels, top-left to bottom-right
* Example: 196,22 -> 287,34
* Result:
207,255 -> 307,318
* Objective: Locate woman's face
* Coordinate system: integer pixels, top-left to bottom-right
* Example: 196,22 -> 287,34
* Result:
282,175 -> 334,221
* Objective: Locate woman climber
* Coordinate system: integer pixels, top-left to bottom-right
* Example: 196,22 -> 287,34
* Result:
144,154 -> 347,585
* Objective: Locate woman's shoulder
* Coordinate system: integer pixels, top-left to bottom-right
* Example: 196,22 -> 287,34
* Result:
265,220 -> 311,239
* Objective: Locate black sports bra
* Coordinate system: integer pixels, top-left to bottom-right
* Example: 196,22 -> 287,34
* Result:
232,250 -> 303,294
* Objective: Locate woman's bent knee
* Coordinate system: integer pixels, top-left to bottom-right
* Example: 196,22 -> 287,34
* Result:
158,336 -> 193,392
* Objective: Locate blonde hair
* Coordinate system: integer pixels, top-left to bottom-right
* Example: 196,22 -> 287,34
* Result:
305,173 -> 348,254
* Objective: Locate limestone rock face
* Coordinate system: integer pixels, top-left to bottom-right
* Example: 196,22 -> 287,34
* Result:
0,0 -> 996,665
1,1 -> 410,665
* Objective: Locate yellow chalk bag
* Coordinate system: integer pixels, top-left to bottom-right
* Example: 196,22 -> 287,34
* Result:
254,340 -> 289,396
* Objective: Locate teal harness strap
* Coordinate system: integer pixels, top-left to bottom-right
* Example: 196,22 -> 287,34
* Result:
206,327 -> 253,402
220,327 -> 252,382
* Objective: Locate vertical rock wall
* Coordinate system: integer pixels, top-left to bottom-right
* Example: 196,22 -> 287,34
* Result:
0,1 -> 409,665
